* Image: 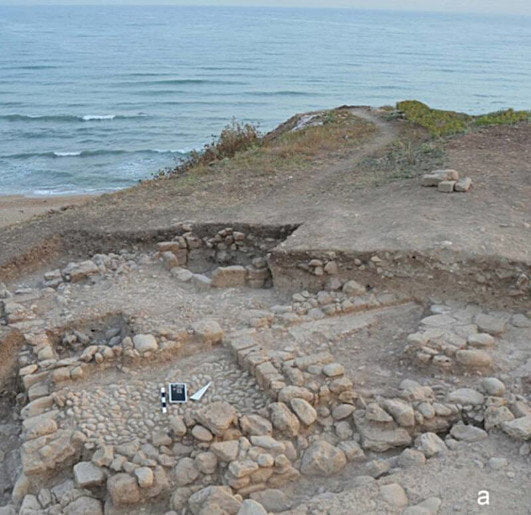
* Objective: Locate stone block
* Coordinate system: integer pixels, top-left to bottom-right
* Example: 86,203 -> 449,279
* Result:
421,169 -> 459,186
74,461 -> 106,488
437,180 -> 456,192
191,319 -> 224,345
300,441 -> 346,476
454,177 -> 472,192
107,473 -> 140,505
211,266 -> 247,288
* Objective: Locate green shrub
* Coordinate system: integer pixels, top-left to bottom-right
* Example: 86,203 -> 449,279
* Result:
396,100 -> 529,137
396,100 -> 470,137
474,108 -> 529,126
160,119 -> 261,177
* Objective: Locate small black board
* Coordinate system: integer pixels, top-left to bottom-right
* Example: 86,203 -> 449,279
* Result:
168,383 -> 187,403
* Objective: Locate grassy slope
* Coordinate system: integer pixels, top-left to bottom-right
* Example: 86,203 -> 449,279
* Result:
149,101 -> 528,197
396,100 -> 529,137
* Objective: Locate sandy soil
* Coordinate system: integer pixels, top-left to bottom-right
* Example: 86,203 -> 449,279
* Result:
0,194 -> 95,229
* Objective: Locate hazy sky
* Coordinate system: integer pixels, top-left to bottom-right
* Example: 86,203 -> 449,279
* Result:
1,0 -> 530,15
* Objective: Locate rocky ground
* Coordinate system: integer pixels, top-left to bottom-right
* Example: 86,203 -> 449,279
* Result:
0,108 -> 529,514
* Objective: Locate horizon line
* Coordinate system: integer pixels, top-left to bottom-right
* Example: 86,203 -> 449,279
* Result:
0,3 -> 530,16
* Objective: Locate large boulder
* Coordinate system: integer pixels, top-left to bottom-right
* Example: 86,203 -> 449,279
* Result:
480,377 -> 506,396
188,486 -> 242,515
211,266 -> 247,288
269,403 -> 300,437
474,314 -> 506,335
366,403 -> 393,423
300,441 -> 346,476
92,445 -> 114,467
455,350 -> 492,368
382,399 -> 415,427
24,413 -> 58,440
228,460 -> 259,479
249,489 -> 291,512
353,411 -> 412,452
278,386 -> 313,404
501,416 -> 531,440
132,334 -> 158,353
290,398 -> 317,426
238,499 -> 267,515
447,388 -> 484,406
107,473 -> 140,505
342,280 -> 366,296
62,260 -> 100,282
73,461 -> 106,488
63,496 -> 103,515
134,467 -> 154,488
196,401 -> 237,436
21,430 -> 81,476
191,319 -> 224,345
421,169 -> 459,186
484,406 -> 514,431
380,483 -> 409,508
210,441 -> 239,462
450,423 -> 488,442
415,432 -> 447,457
174,457 -> 200,486
171,487 -> 194,511
239,414 -> 272,436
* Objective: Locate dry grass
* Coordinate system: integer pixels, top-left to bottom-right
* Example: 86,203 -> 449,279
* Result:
355,124 -> 445,187
140,108 -> 379,206
183,108 -> 377,178
156,119 -> 260,178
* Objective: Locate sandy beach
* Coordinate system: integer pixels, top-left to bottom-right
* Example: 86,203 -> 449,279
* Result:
0,194 -> 96,228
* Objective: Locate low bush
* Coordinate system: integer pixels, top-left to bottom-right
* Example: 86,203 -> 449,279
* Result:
159,119 -> 261,178
396,100 -> 529,137
396,100 -> 470,137
474,108 -> 529,127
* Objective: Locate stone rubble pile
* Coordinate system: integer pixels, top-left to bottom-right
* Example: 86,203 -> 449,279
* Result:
297,254 -> 390,279
283,249 -> 529,298
421,169 -> 472,193
405,303 -> 513,371
43,251 -> 147,288
280,286 -> 407,323
0,299 -> 36,326
235,287 -> 410,332
156,226 -> 286,290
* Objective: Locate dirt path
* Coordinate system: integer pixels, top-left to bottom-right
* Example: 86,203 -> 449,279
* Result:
234,107 -> 399,220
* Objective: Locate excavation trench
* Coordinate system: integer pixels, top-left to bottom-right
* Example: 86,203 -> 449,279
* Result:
4,221 -> 528,313
1,219 -> 529,511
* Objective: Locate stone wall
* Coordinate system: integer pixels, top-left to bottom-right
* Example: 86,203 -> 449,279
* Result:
269,248 -> 530,309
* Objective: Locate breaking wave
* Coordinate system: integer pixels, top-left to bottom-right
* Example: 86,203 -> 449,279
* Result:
1,113 -> 146,123
4,149 -> 186,159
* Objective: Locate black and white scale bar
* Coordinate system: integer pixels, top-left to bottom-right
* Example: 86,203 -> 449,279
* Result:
160,386 -> 167,414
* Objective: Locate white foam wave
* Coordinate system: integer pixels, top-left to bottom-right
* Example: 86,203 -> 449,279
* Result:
81,114 -> 116,121
53,151 -> 82,157
152,149 -> 186,154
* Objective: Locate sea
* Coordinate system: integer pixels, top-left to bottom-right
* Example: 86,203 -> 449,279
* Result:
0,5 -> 529,196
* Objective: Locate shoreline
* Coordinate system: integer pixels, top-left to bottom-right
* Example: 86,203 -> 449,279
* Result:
0,193 -> 98,229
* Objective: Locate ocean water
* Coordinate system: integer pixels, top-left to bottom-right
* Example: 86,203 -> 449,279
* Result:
0,6 -> 529,196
